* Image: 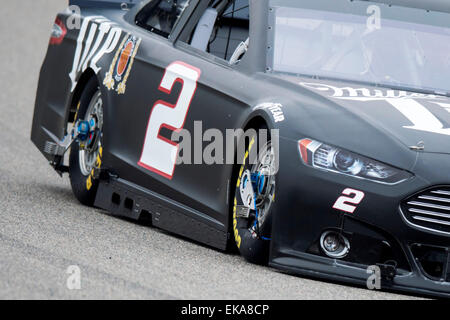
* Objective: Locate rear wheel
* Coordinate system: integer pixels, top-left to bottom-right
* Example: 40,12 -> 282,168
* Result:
69,77 -> 104,206
232,130 -> 276,265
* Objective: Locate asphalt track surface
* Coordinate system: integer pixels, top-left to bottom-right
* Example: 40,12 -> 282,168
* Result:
0,0 -> 419,299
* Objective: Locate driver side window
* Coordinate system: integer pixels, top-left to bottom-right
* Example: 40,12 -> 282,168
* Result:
182,0 -> 250,64
136,0 -> 191,38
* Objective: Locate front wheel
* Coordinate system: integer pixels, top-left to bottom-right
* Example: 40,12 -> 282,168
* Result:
69,77 -> 104,206
232,133 -> 276,265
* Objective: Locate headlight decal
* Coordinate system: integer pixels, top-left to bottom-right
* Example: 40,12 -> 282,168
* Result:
298,139 -> 412,185
298,139 -> 312,164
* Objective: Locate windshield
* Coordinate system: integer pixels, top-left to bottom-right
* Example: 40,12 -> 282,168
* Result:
269,2 -> 450,94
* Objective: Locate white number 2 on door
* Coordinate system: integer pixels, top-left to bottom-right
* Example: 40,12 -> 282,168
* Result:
138,61 -> 201,179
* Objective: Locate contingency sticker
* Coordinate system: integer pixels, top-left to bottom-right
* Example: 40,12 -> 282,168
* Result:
104,33 -> 142,95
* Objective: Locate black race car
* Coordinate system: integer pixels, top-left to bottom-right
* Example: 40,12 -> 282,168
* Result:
32,0 -> 450,298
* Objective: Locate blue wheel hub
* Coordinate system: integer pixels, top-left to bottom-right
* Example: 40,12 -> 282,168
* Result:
251,172 -> 266,196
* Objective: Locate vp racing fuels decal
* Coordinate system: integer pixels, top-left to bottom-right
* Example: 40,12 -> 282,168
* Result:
104,34 -> 142,95
69,16 -> 123,92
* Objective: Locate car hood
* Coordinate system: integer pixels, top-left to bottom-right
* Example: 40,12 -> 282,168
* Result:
277,75 -> 450,155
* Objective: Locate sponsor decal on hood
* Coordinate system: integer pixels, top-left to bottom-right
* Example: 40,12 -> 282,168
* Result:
299,82 -> 444,102
294,79 -> 450,153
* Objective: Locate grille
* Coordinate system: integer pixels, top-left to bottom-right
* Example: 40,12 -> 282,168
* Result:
401,187 -> 450,235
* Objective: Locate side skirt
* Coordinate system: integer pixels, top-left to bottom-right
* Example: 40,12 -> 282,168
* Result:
94,175 -> 229,250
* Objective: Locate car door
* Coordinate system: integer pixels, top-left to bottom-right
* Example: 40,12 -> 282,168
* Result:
105,0 -> 252,225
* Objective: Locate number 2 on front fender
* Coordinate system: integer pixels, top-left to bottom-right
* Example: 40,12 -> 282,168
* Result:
333,188 -> 365,214
138,61 -> 201,179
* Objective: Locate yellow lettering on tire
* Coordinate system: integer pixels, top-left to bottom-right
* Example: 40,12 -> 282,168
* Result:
232,137 -> 256,249
74,102 -> 81,121
86,176 -> 92,190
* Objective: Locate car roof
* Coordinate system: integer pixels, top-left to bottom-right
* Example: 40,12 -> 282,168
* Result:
359,0 -> 450,14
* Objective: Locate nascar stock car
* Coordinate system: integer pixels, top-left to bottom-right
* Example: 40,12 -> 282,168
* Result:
31,0 -> 450,297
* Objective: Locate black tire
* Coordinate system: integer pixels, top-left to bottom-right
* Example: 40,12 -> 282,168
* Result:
69,77 -> 103,206
232,126 -> 275,265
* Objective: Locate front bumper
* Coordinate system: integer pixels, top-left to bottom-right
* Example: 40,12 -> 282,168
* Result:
270,247 -> 450,298
269,137 -> 450,298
